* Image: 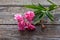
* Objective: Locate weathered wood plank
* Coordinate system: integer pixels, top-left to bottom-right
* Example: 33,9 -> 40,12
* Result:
0,0 -> 60,5
0,7 -> 33,13
0,7 -> 59,14
0,7 -> 59,24
0,5 -> 53,7
0,0 -> 60,40
0,13 -> 60,24
0,25 -> 60,40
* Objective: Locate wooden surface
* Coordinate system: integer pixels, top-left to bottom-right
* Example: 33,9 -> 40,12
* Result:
0,0 -> 60,40
0,9 -> 60,40
0,0 -> 60,5
0,6 -> 60,40
0,25 -> 60,40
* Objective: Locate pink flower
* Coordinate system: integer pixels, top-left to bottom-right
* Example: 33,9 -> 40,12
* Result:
14,13 -> 36,31
25,22 -> 36,31
14,14 -> 24,22
24,11 -> 35,21
18,21 -> 25,31
14,14 -> 25,31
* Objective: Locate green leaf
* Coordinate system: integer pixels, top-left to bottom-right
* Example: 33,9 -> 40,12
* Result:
34,9 -> 42,15
34,13 -> 42,21
24,5 -> 39,9
24,3 -> 46,11
48,11 -> 54,18
47,0 -> 57,11
38,3 -> 46,10
33,13 -> 45,25
49,4 -> 57,11
47,0 -> 56,5
46,11 -> 54,21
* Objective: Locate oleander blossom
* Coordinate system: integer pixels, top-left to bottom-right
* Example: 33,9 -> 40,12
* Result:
25,22 -> 36,31
14,14 -> 24,22
14,14 -> 25,31
24,11 -> 35,21
18,21 -> 25,31
14,11 -> 36,31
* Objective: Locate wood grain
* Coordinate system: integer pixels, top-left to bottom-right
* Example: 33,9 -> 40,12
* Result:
0,25 -> 60,40
0,13 -> 59,40
0,0 -> 60,5
0,1 -> 59,39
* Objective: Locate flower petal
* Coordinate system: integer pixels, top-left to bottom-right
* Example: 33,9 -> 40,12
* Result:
14,14 -> 24,21
24,11 -> 35,21
18,21 -> 25,31
25,22 -> 36,31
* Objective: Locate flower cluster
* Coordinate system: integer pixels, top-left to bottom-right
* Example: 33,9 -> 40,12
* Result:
14,11 -> 36,31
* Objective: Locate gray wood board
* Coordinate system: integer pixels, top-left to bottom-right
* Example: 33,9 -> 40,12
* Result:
0,25 -> 60,40
0,0 -> 60,5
